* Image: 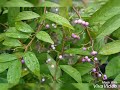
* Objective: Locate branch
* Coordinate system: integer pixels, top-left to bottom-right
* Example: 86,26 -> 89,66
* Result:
72,6 -> 81,19
24,7 -> 46,52
73,6 -> 94,50
86,27 -> 94,50
24,24 -> 43,52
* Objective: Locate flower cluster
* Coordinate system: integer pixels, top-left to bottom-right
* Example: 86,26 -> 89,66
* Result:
81,48 -> 108,80
51,44 -> 56,50
82,56 -> 91,62
71,33 -> 80,39
74,19 -> 89,27
45,23 -> 57,29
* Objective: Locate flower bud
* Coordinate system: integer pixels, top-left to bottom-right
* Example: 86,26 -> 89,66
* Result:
51,65 -> 55,68
91,51 -> 98,56
72,33 -> 77,38
84,22 -> 89,26
87,58 -> 91,62
59,55 -> 63,59
82,58 -> 86,62
85,56 -> 89,59
45,24 -> 50,29
77,19 -> 82,24
46,58 -> 51,63
24,68 -> 27,71
98,73 -> 102,77
94,57 -> 98,61
74,20 -> 78,24
21,59 -> 25,64
92,68 -> 96,72
83,47 -> 87,51
81,21 -> 86,25
103,75 -> 107,80
41,78 -> 45,82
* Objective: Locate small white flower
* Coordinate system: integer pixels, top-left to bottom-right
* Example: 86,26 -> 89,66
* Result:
47,50 -> 50,53
70,54 -> 73,56
52,46 -> 56,50
77,19 -> 83,24
51,44 -> 55,47
24,68 -> 27,71
51,64 -> 55,68
46,58 -> 51,63
46,11 -> 48,13
55,8 -> 59,12
52,23 -> 55,27
41,78 -> 45,82
48,58 -> 51,62
59,55 -> 63,59
53,25 -> 57,28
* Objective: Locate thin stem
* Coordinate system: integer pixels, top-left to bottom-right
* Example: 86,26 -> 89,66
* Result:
44,7 -> 46,14
24,24 -> 43,52
72,6 -> 94,50
72,6 -> 81,19
106,35 -> 114,41
53,29 -> 66,80
86,27 -> 94,50
24,7 -> 46,52
0,23 -> 8,28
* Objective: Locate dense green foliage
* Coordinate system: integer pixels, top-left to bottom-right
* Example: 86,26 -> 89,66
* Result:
0,0 -> 120,90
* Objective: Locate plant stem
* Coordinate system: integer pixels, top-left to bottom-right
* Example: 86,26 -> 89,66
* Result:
0,23 -> 8,28
24,24 -> 43,52
24,7 -> 46,52
72,6 -> 81,19
106,35 -> 114,41
86,27 -> 94,50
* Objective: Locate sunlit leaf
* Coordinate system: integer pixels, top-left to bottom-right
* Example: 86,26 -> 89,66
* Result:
16,11 -> 40,21
60,65 -> 82,83
36,31 -> 54,44
23,51 -> 40,77
0,53 -> 17,62
7,60 -> 22,84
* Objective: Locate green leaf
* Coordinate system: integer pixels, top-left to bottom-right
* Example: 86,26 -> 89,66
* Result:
106,56 -> 120,77
3,0 -> 34,7
8,7 -> 20,26
89,0 -> 120,25
15,11 -> 40,21
7,60 -> 22,84
0,84 -> 9,90
114,73 -> 120,83
96,14 -> 120,40
65,48 -> 90,55
0,62 -> 11,73
0,78 -> 7,83
3,38 -> 22,47
82,74 -> 94,83
37,1 -> 60,7
60,65 -> 82,83
36,31 -> 54,44
15,21 -> 34,33
23,51 -> 40,77
6,32 -> 29,39
0,53 -> 17,62
45,12 -> 74,30
72,83 -> 90,90
112,27 -> 120,39
59,0 -> 72,7
99,40 -> 120,55
0,0 -> 7,7
47,54 -> 61,79
5,27 -> 30,39
74,63 -> 93,76
0,33 -> 6,42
